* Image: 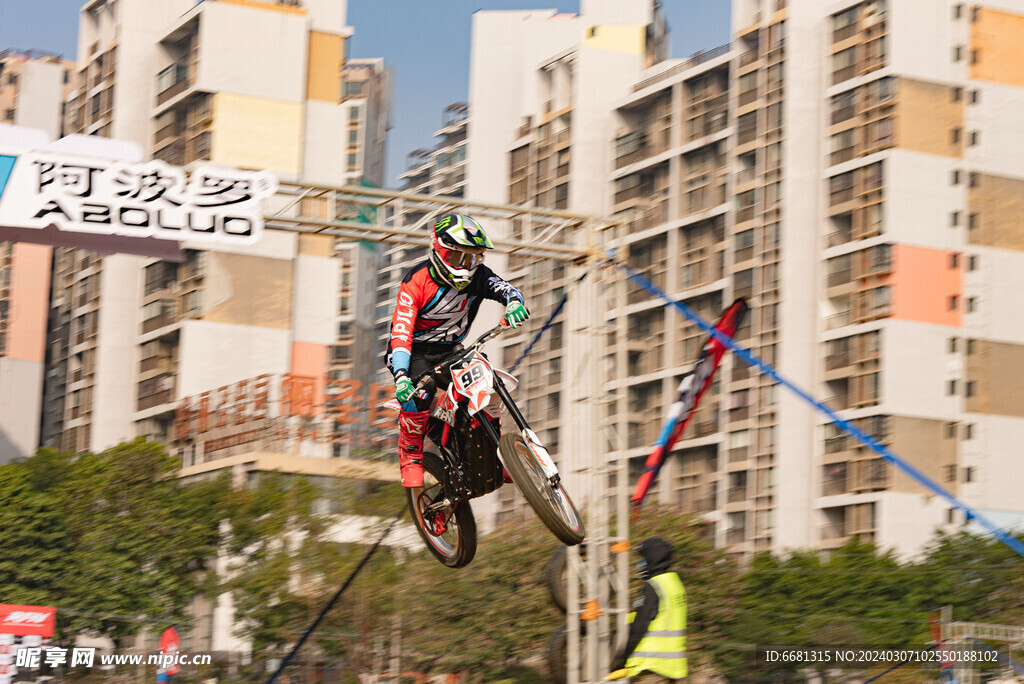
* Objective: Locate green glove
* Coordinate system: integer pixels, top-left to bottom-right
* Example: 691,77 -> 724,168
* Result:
505,300 -> 530,328
395,375 -> 415,403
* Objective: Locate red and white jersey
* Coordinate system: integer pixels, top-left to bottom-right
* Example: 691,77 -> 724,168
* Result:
386,261 -> 523,376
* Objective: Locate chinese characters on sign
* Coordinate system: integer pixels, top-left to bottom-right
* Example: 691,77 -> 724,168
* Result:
173,373 -> 397,452
0,149 -> 277,244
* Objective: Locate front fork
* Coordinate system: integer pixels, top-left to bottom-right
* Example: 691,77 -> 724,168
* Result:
482,376 -> 560,482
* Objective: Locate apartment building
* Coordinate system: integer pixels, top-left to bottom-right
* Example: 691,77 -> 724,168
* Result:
464,0 -> 667,519
467,0 -> 1024,557
0,49 -> 76,139
374,101 -> 470,361
0,50 -> 77,463
41,0 -> 392,482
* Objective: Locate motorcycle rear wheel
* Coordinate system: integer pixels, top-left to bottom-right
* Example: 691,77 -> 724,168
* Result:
406,451 -> 478,568
499,433 -> 585,545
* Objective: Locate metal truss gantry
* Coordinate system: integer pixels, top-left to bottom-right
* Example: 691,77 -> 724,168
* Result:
265,182 -> 629,684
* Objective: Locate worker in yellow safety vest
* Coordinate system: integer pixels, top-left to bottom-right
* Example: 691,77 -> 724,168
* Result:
610,537 -> 687,683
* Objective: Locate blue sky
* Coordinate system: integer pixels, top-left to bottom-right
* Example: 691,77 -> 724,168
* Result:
0,0 -> 730,187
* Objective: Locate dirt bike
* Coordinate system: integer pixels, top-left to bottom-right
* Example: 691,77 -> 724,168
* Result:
384,321 -> 585,567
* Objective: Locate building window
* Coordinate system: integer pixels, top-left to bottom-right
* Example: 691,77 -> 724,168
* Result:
952,86 -> 963,102
948,337 -> 958,353
969,172 -> 979,187
5,73 -> 16,86
953,45 -> 964,62
3,109 -> 13,122
951,128 -> 961,144
968,130 -> 979,146
347,153 -> 357,170
945,465 -> 957,482
946,422 -> 958,438
967,296 -> 978,312
969,89 -> 980,104
950,253 -> 960,269
964,466 -> 976,483
949,295 -> 959,311
968,213 -> 979,229
967,339 -> 976,355
965,380 -> 976,397
971,5 -> 980,21
951,169 -> 961,185
953,3 -> 964,18
971,49 -> 980,65
831,90 -> 857,125
349,107 -> 360,122
832,47 -> 858,84
832,6 -> 859,42
964,423 -> 974,440
951,211 -> 961,227
968,255 -> 978,271
948,379 -> 958,395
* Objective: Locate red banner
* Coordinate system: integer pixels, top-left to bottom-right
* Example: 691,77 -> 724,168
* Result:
159,626 -> 181,675
0,604 -> 55,637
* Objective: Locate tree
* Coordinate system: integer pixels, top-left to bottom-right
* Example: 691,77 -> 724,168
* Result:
0,440 -> 228,645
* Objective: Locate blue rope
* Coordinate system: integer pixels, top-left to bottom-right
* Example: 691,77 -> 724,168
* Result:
508,271 -> 588,374
613,259 -> 1024,561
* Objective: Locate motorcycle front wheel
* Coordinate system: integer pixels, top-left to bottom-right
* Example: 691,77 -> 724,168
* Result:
406,451 -> 478,568
499,433 -> 585,545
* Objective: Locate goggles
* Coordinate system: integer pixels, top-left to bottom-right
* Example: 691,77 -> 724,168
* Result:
436,245 -> 484,270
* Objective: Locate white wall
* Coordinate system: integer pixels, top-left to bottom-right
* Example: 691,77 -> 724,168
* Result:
965,83 -> 1024,180
885,150 -> 962,251
303,101 -> 347,184
775,0 -> 829,552
888,0 -> 965,85
292,254 -> 339,345
14,61 -> 65,140
964,414 -> 1024,513
876,491 -> 950,559
197,1 -> 309,104
966,249 -> 1024,344
301,0 -> 348,34
92,254 -> 145,451
177,320 -> 291,397
0,359 -> 43,463
572,42 -> 645,215
881,321 -> 960,420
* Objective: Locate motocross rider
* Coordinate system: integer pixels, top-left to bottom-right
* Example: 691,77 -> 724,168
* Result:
386,214 -> 530,488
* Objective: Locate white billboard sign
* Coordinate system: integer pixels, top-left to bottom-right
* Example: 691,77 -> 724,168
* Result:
0,149 -> 277,244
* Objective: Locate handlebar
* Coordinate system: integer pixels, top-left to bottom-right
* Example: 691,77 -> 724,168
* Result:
414,320 -> 510,389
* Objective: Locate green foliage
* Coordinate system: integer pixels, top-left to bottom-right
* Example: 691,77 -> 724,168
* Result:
0,439 -> 229,643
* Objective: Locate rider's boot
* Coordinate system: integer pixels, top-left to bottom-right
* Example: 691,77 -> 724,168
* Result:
398,409 -> 430,488
488,415 -> 513,483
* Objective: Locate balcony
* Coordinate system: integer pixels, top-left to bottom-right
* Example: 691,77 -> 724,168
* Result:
821,521 -> 847,540
157,62 -> 190,106
824,434 -> 849,454
729,405 -> 750,422
825,352 -> 851,371
822,477 -> 847,496
726,528 -> 747,544
826,393 -> 850,410
140,355 -> 173,373
825,311 -> 851,330
727,486 -> 747,503
827,268 -> 853,288
728,446 -> 749,463
693,419 -> 717,438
